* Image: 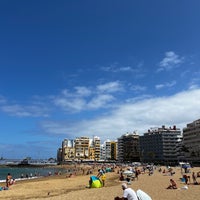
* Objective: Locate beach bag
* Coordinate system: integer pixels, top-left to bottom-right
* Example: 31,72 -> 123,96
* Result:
136,189 -> 152,200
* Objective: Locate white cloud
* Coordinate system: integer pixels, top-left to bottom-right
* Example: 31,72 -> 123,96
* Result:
130,85 -> 146,92
97,81 -> 124,93
74,86 -> 92,96
61,86 -> 91,97
41,88 -> 200,142
88,94 -> 114,109
101,63 -> 133,72
53,82 -> 122,112
155,81 -> 176,90
1,104 -> 49,117
158,51 -> 184,71
54,97 -> 86,112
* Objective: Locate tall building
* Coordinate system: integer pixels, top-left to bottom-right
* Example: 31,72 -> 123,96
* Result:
89,136 -> 101,161
117,132 -> 140,162
140,125 -> 182,164
183,119 -> 200,164
100,139 -> 117,161
110,141 -> 118,160
93,136 -> 101,161
61,139 -> 75,162
74,137 -> 90,160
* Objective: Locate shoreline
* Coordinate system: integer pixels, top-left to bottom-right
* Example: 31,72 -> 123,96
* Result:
1,165 -> 200,200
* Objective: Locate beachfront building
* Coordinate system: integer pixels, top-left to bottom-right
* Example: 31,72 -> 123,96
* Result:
183,119 -> 200,164
74,137 -> 90,160
89,136 -> 101,161
100,140 -> 118,161
60,139 -> 75,163
58,136 -> 101,162
117,132 -> 140,162
110,141 -> 118,160
139,125 -> 182,164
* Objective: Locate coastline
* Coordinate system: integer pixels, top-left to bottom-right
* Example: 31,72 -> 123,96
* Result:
1,165 -> 200,200
0,163 -> 92,183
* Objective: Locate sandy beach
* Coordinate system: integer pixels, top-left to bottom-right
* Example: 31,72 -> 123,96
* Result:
1,164 -> 200,200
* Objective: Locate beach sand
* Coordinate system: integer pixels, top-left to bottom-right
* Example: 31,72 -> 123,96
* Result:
1,165 -> 200,200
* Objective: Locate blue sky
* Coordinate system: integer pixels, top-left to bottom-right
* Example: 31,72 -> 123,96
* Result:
1,1 -> 200,159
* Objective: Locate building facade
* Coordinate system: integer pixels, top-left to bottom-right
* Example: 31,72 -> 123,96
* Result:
74,137 -> 90,160
139,125 -> 182,164
183,119 -> 200,164
89,136 -> 101,161
117,132 -> 140,162
100,140 -> 117,161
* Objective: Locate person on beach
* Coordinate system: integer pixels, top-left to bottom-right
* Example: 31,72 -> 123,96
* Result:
119,172 -> 125,181
166,179 -> 177,189
6,173 -> 12,187
101,173 -> 106,187
97,167 -> 105,178
135,168 -> 139,180
114,183 -> 138,200
192,172 -> 198,185
183,174 -> 190,185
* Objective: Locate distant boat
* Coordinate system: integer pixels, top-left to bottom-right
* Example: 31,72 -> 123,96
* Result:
6,158 -> 57,167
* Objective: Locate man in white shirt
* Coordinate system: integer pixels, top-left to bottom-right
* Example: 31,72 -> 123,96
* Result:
115,183 -> 138,200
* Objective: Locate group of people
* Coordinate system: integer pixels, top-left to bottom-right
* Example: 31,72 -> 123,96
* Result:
118,167 -> 140,183
182,172 -> 199,185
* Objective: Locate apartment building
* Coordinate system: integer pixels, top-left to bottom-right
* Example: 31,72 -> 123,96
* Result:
100,140 -> 118,161
74,136 -> 90,160
117,132 -> 140,162
183,119 -> 200,164
89,136 -> 101,161
61,139 -> 75,162
139,125 -> 182,164
110,141 -> 118,160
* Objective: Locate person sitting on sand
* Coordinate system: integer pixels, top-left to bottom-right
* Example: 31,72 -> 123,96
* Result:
6,173 -> 12,187
167,179 -> 177,189
114,183 -> 138,200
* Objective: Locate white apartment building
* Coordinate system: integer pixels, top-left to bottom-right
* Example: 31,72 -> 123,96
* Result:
183,119 -> 200,164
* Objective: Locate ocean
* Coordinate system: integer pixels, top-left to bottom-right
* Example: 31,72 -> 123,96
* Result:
0,166 -> 70,183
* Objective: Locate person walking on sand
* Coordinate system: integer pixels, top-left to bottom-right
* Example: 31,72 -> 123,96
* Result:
114,183 -> 138,200
192,172 -> 198,185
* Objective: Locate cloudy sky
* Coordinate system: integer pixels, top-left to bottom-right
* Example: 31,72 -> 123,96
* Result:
0,1 -> 200,159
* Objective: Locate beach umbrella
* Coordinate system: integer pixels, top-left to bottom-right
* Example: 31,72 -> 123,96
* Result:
123,170 -> 133,175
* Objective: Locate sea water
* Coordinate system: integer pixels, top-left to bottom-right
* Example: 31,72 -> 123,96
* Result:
0,166 -> 69,183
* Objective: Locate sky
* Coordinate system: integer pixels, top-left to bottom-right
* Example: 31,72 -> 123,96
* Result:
0,0 -> 200,159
